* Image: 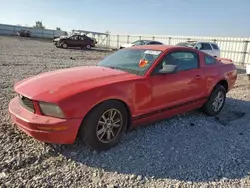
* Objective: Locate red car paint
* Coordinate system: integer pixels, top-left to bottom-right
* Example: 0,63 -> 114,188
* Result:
8,45 -> 237,144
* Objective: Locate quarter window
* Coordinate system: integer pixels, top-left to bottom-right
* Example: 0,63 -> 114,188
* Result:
205,55 -> 216,65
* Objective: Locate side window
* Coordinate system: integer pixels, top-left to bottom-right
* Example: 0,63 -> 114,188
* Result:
211,44 -> 219,50
205,55 -> 216,65
70,35 -> 78,40
148,41 -> 155,45
79,36 -> 86,40
200,43 -> 212,50
153,51 -> 199,74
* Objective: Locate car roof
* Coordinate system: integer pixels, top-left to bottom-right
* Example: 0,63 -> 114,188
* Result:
137,39 -> 162,42
128,44 -> 190,51
183,40 -> 219,45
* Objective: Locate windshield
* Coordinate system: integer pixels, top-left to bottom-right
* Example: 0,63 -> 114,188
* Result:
176,42 -> 196,47
97,49 -> 163,76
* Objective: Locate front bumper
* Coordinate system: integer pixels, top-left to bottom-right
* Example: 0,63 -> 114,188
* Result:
8,97 -> 82,144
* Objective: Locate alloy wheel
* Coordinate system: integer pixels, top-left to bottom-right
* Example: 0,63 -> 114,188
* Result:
96,109 -> 123,143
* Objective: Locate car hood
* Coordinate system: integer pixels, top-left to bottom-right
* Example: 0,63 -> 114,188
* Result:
14,66 -> 139,102
60,35 -> 68,39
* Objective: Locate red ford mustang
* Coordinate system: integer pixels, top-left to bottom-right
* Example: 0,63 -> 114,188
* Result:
9,45 -> 237,151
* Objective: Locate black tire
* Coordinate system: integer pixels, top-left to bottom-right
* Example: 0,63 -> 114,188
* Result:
61,43 -> 68,49
79,100 -> 128,151
248,75 -> 250,81
202,85 -> 226,116
86,44 -> 91,50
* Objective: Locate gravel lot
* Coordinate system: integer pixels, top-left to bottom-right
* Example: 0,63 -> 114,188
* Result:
1,36 -> 250,188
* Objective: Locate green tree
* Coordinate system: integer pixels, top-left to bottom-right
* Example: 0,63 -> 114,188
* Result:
56,27 -> 61,30
34,21 -> 45,29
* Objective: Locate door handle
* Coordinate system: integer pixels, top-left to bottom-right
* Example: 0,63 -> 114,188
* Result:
195,75 -> 201,79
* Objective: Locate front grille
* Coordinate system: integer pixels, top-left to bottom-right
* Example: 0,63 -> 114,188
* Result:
19,95 -> 34,113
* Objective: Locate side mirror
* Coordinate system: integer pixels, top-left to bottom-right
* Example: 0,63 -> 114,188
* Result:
158,64 -> 177,74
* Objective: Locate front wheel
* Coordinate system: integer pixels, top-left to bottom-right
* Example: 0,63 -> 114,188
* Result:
202,85 -> 226,116
61,43 -> 68,49
79,100 -> 128,151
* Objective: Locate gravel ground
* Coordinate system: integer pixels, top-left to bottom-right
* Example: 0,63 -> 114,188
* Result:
1,36 -> 250,188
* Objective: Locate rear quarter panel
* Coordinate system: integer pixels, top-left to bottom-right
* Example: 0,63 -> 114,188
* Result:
191,50 -> 237,96
201,59 -> 237,94
219,62 -> 237,91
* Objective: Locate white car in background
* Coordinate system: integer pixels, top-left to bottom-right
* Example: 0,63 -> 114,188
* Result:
120,40 -> 164,49
176,41 -> 221,57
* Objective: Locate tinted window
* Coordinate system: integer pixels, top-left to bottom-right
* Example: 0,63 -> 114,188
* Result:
149,41 -> 163,45
200,43 -> 212,50
79,36 -> 86,40
154,51 -> 199,73
98,49 -> 163,76
70,35 -> 78,40
211,44 -> 219,50
205,55 -> 216,65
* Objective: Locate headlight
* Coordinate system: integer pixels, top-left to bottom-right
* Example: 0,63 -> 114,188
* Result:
38,102 -> 65,118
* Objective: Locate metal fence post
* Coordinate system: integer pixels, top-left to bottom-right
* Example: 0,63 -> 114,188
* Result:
117,35 -> 119,49
106,35 -> 109,48
241,41 -> 249,65
168,37 -> 171,45
127,35 -> 130,43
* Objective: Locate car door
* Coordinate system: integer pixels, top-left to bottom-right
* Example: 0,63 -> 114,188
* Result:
67,35 -> 79,47
79,35 -> 89,46
210,43 -> 220,57
150,50 -> 207,112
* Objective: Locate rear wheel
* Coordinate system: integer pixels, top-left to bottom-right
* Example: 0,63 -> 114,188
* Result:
79,100 -> 128,151
86,44 -> 91,50
202,85 -> 226,116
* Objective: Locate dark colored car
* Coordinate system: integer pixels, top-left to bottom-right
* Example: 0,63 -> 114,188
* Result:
17,30 -> 31,37
53,34 -> 97,49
